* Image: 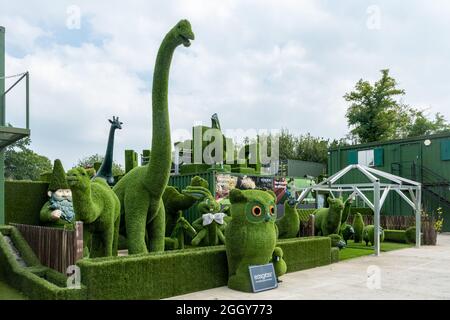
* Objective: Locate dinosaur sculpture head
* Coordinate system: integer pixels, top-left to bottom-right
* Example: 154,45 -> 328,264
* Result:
67,167 -> 91,192
172,19 -> 195,47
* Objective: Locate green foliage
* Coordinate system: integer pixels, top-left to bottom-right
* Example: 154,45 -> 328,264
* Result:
363,225 -> 385,246
314,197 -> 345,236
405,227 -> 416,244
67,167 -> 121,257
406,110 -> 450,138
225,189 -> 280,292
77,237 -> 331,299
345,69 -> 407,143
0,226 -> 86,300
5,181 -> 48,225
352,212 -> 365,243
384,229 -> 406,243
77,153 -> 124,177
276,200 -> 300,239
113,20 -> 194,255
276,130 -> 347,164
345,69 -> 450,143
4,136 -> 52,181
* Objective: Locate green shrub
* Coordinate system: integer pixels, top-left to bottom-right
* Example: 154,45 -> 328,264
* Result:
405,227 -> 416,244
5,181 -> 49,225
330,247 -> 339,263
384,230 -> 406,243
352,213 -> 365,243
78,237 -> 331,299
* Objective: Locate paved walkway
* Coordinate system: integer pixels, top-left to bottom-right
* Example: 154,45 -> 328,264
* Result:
169,234 -> 450,300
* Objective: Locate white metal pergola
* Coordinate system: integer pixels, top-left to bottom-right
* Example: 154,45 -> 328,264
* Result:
297,164 -> 422,256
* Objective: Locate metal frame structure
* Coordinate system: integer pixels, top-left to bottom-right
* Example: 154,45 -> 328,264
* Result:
296,164 -> 422,256
0,26 -> 31,224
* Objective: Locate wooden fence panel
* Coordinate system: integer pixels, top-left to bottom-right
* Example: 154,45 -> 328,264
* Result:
10,222 -> 83,274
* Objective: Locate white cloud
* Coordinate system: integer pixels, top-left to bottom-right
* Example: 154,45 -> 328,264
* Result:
2,0 -> 450,169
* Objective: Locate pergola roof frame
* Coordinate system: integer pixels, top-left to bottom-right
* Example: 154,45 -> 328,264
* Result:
296,164 -> 422,256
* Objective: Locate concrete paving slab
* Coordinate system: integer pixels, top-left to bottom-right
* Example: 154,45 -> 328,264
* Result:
168,234 -> 450,300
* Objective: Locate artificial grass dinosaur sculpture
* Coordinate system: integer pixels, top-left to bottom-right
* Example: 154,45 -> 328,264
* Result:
314,197 -> 345,236
67,167 -> 121,257
113,20 -> 195,254
95,116 -> 122,186
225,189 -> 286,292
276,199 -> 300,239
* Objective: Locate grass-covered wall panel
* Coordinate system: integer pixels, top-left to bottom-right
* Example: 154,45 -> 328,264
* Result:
278,237 -> 331,273
5,181 -> 49,225
78,237 -> 331,299
0,225 -> 86,300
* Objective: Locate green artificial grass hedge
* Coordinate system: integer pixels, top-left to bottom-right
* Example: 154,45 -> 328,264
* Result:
330,247 -> 339,263
5,181 -> 49,225
0,225 -> 87,300
384,230 -> 406,243
78,236 -> 332,299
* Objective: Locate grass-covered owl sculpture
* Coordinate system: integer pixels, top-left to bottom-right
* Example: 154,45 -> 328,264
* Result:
225,189 -> 286,292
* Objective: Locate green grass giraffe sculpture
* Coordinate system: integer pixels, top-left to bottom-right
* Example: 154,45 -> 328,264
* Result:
113,20 -> 195,254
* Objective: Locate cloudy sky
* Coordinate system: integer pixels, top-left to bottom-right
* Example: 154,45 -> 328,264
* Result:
2,0 -> 450,169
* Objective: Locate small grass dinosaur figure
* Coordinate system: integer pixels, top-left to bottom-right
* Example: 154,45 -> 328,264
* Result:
113,20 -> 195,254
67,167 -> 121,257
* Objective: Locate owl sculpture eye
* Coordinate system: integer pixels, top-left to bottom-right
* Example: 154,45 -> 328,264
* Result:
252,206 -> 262,217
269,205 -> 276,216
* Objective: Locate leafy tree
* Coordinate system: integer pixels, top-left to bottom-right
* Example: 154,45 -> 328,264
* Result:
345,69 -> 450,142
76,154 -> 124,176
275,130 -> 347,164
345,69 -> 406,143
406,110 -> 450,138
4,137 -> 52,181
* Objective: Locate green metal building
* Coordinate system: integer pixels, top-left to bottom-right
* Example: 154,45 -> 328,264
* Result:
328,133 -> 450,231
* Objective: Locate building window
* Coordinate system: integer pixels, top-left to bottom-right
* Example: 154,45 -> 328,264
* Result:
358,149 -> 375,167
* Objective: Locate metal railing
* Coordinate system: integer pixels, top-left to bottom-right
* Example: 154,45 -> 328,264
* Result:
1,71 -> 29,129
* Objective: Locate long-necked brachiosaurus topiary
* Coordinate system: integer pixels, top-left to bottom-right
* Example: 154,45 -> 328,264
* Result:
95,116 -> 123,186
113,20 -> 195,254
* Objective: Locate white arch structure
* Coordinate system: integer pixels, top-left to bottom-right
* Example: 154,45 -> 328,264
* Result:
296,164 -> 422,256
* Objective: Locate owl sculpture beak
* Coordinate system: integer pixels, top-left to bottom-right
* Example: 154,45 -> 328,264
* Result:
264,213 -> 271,222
